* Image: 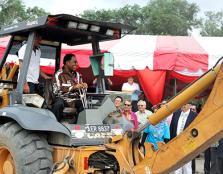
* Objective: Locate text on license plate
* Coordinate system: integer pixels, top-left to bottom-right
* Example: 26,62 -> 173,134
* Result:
85,125 -> 111,133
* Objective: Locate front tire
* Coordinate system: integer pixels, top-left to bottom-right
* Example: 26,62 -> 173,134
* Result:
0,122 -> 53,174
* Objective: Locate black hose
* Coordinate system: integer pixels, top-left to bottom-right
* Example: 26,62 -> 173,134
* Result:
49,161 -> 66,174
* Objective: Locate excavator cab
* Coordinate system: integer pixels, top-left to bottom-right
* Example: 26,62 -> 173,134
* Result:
0,14 -> 136,173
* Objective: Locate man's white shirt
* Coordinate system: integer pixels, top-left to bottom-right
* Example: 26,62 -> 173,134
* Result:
176,109 -> 190,135
135,109 -> 153,125
18,44 -> 41,83
122,82 -> 140,101
122,82 -> 139,92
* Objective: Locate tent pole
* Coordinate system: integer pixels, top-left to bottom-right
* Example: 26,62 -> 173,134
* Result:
173,78 -> 177,96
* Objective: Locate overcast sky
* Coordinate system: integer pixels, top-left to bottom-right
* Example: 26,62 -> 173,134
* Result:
23,0 -> 223,16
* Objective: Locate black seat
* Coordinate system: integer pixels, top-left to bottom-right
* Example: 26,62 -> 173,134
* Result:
43,79 -> 77,121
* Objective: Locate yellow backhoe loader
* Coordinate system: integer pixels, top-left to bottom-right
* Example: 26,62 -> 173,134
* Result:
0,14 -> 222,174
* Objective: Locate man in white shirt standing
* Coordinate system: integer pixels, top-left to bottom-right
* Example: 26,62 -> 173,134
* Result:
122,76 -> 140,112
135,100 -> 152,125
18,34 -> 51,94
170,103 -> 197,174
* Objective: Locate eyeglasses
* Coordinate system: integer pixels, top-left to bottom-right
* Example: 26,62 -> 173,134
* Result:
124,104 -> 131,106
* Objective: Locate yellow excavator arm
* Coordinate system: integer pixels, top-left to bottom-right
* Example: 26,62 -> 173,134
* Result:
133,60 -> 223,173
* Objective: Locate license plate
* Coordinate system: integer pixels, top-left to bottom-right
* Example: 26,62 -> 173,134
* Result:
85,125 -> 111,133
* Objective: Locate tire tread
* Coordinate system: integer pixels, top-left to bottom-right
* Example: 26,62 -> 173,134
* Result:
0,122 -> 53,174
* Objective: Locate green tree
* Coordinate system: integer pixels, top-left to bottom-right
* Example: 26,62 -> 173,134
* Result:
82,5 -> 144,34
0,0 -> 26,26
24,6 -> 49,21
200,11 -> 223,36
140,0 -> 201,35
82,9 -> 116,22
81,0 -> 201,35
0,0 -> 49,27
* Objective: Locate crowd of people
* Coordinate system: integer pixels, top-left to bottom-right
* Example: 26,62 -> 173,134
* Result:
105,93 -> 223,174
18,35 -> 223,174
101,74 -> 222,174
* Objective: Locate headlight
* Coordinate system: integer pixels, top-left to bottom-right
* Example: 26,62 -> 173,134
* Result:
106,29 -> 114,36
78,23 -> 88,30
73,131 -> 85,138
67,21 -> 78,29
90,25 -> 100,32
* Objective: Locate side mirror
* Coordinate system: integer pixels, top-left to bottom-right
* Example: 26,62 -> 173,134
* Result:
90,52 -> 114,77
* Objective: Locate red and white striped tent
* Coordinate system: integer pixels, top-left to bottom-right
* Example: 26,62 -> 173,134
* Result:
62,35 -> 223,104
1,35 -> 223,104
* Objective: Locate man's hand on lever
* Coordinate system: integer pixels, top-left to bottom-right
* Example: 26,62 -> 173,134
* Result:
23,82 -> 30,93
81,82 -> 88,89
71,83 -> 88,91
44,75 -> 52,80
40,70 -> 52,80
73,83 -> 83,90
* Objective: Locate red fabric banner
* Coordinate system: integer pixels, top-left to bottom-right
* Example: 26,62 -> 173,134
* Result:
170,71 -> 198,83
114,70 -> 137,77
137,68 -> 166,105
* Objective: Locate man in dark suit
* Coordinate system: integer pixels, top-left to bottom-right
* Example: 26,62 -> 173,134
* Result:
170,103 -> 197,174
210,139 -> 223,174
